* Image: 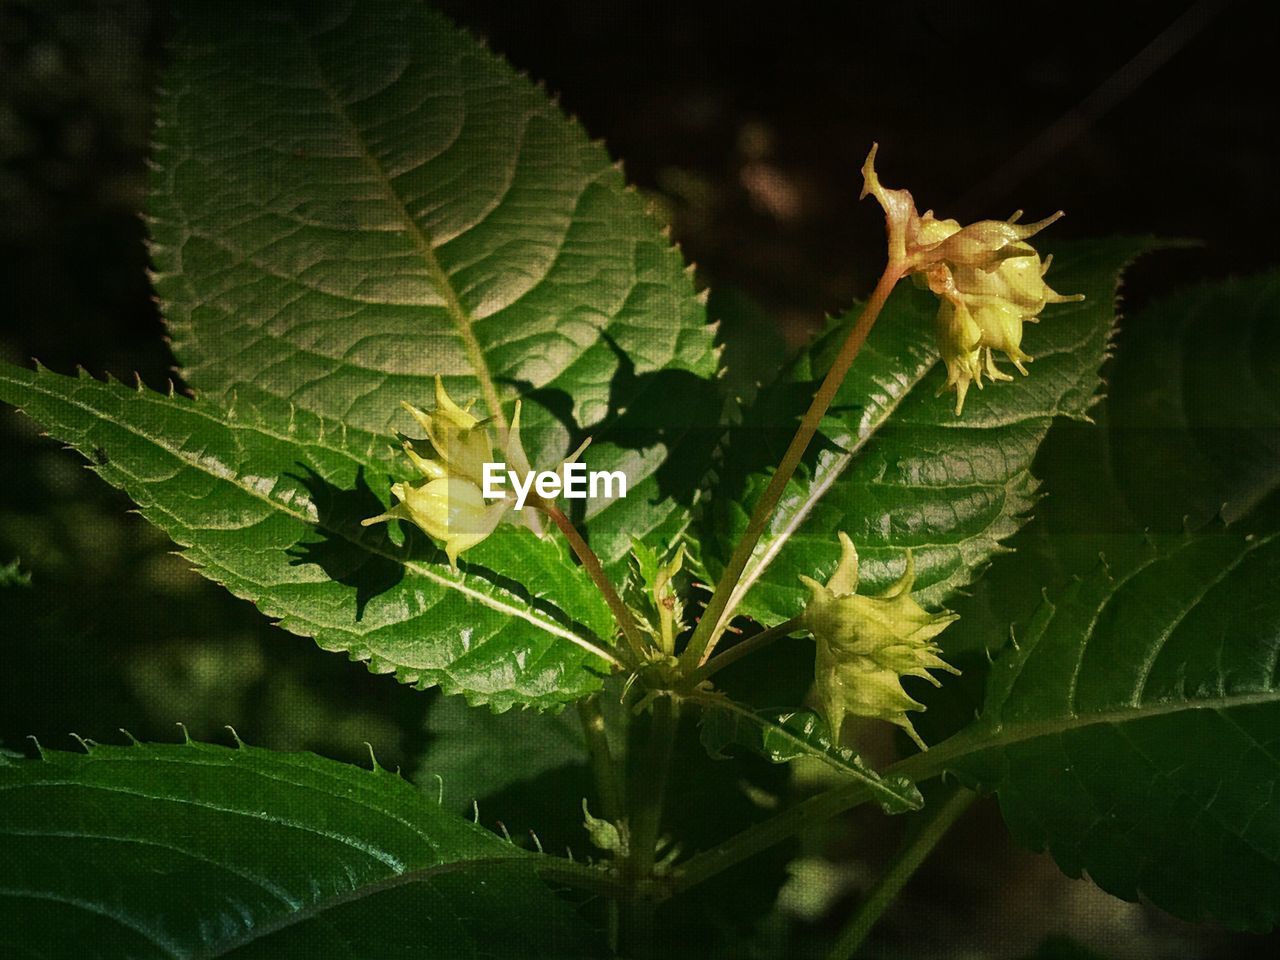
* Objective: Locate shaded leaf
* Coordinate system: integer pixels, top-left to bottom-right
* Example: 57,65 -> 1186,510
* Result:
0,739 -> 601,958
691,692 -> 922,815
919,532 -> 1280,931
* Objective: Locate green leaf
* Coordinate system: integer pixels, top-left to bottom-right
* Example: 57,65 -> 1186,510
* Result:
0,364 -> 618,709
420,693 -> 589,815
149,0 -> 719,574
934,267 -> 1280,662
0,738 -> 601,958
918,531 -> 1280,931
705,238 -> 1156,626
691,693 -> 923,815
1104,269 -> 1280,530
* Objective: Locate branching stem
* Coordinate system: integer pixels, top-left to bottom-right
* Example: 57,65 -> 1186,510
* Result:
543,503 -> 647,661
681,264 -> 904,669
688,616 -> 806,685
825,786 -> 976,959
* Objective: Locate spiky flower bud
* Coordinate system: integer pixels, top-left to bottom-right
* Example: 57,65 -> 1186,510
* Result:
799,533 -> 958,750
861,145 -> 1083,414
362,378 -> 549,567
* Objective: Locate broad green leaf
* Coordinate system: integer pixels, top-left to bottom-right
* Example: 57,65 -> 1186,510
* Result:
1104,269 -> 1280,530
691,693 -> 923,815
149,0 -> 720,574
938,268 -> 1280,661
0,738 -> 601,958
705,238 -> 1156,628
914,532 -> 1280,931
0,364 -> 617,709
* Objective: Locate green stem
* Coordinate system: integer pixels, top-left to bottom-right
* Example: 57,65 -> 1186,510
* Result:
543,503 -> 647,661
534,857 -> 627,898
681,264 -> 904,669
623,696 -> 680,953
577,696 -> 624,952
688,616 -> 806,685
667,777 -> 877,898
578,697 -> 624,821
825,787 -> 976,960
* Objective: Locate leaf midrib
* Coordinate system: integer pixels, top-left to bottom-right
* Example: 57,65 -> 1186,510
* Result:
689,691 -> 917,809
0,370 -> 615,665
286,12 -> 508,429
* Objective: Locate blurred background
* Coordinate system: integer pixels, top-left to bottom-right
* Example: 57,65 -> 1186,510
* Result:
1,1 -> 1277,957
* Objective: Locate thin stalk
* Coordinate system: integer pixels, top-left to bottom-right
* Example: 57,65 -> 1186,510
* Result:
681,264 -> 904,669
826,787 -> 977,960
543,503 -> 647,660
622,696 -> 680,953
688,616 -> 806,685
664,734 -> 968,900
667,777 -> 877,898
577,696 -> 624,952
578,697 -> 624,821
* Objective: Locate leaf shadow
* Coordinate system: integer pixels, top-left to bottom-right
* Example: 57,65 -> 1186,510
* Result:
286,465 -> 419,621
287,466 -> 608,648
503,333 -> 725,529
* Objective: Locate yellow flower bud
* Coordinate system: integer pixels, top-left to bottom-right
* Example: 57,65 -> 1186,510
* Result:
799,533 -> 958,750
362,381 -> 589,563
399,378 -> 494,488
860,146 -> 1083,415
395,477 -> 507,567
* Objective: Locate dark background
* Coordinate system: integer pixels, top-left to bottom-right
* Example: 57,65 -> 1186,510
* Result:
2,1 -> 1277,957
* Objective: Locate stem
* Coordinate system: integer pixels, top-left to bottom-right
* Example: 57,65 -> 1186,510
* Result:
668,776 -> 878,898
688,616 -> 806,685
577,696 -> 624,952
622,696 -> 680,953
681,264 -> 904,669
534,857 -> 627,898
826,787 -> 976,960
578,697 -> 624,821
544,503 -> 647,660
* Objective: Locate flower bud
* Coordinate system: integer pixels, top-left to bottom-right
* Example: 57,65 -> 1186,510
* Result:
362,380 -> 589,563
860,146 -> 1083,415
799,533 -> 958,749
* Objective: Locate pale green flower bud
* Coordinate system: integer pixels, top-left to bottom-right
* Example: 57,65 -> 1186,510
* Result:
363,381 -> 588,563
400,378 -> 494,488
389,477 -> 507,568
860,147 -> 1082,416
799,533 -> 958,750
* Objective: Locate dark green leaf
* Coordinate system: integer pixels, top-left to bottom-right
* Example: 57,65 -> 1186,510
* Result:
0,739 -> 601,958
1105,269 -> 1280,531
919,532 -> 1280,931
421,694 -> 589,815
0,365 -> 617,709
